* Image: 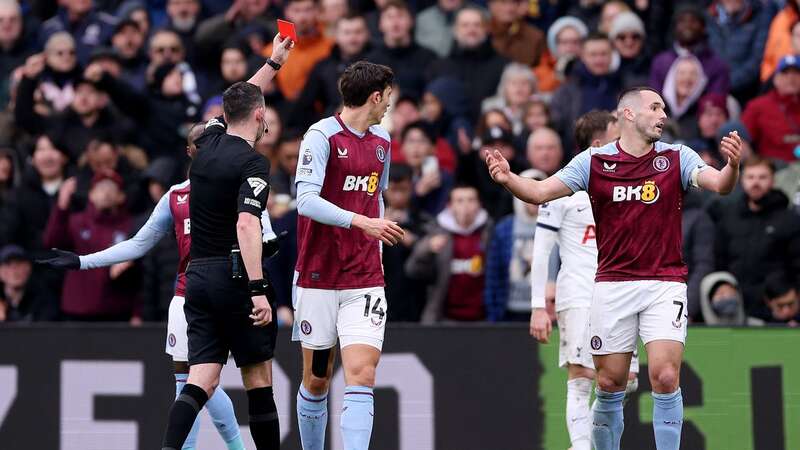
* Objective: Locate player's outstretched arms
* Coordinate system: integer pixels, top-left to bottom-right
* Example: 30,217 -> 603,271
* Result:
36,249 -> 80,269
485,149 -> 572,204
352,214 -> 405,246
698,131 -> 742,194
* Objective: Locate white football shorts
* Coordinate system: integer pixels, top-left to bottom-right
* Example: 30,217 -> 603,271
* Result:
165,295 -> 189,362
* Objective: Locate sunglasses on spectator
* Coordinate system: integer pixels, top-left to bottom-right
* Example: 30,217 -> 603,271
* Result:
153,45 -> 181,54
51,49 -> 76,56
615,33 -> 642,42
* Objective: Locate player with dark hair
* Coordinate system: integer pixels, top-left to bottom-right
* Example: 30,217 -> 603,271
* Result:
530,110 -> 638,450
487,86 -> 742,450
292,60 -> 401,450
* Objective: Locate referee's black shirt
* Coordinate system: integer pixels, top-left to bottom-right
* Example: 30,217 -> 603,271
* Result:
189,117 -> 270,258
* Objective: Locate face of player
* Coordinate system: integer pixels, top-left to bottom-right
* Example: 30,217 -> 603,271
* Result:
89,179 -> 125,212
454,9 -> 486,49
581,39 -> 613,76
448,187 -> 481,227
0,259 -> 31,289
221,48 -> 247,83
32,136 -> 67,180
286,0 -> 318,35
741,164 -> 774,203
555,26 -> 582,59
336,18 -> 369,58
401,128 -> 433,169
369,86 -> 392,125
768,289 -> 800,321
631,90 -> 667,143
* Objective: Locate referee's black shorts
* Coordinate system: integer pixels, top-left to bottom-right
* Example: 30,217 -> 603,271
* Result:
184,257 -> 277,367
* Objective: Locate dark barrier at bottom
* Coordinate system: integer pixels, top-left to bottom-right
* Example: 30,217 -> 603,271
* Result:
0,325 -> 797,450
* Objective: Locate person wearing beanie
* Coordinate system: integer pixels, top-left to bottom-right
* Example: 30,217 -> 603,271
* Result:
707,0 -> 771,103
533,16 -> 587,94
649,5 -> 730,96
610,11 -> 650,88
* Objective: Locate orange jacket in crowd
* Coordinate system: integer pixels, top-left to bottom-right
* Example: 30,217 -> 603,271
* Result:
761,6 -> 799,82
262,25 -> 334,101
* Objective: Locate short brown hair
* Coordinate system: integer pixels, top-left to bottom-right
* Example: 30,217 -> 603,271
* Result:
222,81 -> 264,124
574,110 -> 616,151
381,0 -> 410,13
338,61 -> 394,107
742,155 -> 776,174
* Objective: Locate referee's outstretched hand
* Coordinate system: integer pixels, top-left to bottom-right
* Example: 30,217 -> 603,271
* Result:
250,295 -> 272,327
270,33 -> 294,66
352,214 -> 405,246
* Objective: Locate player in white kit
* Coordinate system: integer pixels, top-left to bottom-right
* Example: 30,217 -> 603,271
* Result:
530,111 -> 638,450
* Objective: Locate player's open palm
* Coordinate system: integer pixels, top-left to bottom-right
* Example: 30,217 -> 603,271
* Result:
354,215 -> 404,246
250,295 -> 272,327
530,308 -> 552,343
720,130 -> 743,167
485,149 -> 511,185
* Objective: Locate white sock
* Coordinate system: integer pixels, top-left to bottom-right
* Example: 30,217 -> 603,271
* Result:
566,377 -> 593,450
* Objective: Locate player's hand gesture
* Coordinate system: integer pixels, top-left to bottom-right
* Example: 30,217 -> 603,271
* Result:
270,33 -> 294,66
250,295 -> 273,327
720,130 -> 743,168
530,308 -> 552,343
352,215 -> 405,246
485,149 -> 511,185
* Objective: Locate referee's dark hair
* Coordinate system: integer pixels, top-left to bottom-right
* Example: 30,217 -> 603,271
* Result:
575,110 -> 616,150
222,81 -> 265,125
338,61 -> 394,107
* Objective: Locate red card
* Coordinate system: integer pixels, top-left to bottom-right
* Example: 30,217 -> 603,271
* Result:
277,19 -> 297,43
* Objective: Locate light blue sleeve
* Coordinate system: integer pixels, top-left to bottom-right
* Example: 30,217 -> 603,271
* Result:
261,210 -> 276,241
555,149 -> 591,192
295,129 -> 329,187
679,145 -> 709,190
79,191 -> 173,269
296,181 -> 355,228
379,145 -> 391,191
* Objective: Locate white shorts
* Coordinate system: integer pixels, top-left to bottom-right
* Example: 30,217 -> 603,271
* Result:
292,285 -> 387,351
165,295 -> 188,362
589,280 -> 688,355
558,307 -> 640,373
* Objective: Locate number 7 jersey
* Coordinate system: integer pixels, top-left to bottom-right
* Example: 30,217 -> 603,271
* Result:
555,140 -> 708,283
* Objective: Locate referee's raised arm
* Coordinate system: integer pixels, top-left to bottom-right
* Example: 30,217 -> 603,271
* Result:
248,33 -> 293,92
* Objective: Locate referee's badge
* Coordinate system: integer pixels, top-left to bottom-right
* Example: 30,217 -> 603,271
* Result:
376,145 -> 386,162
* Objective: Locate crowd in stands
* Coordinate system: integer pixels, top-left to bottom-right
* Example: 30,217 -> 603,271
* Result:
0,0 -> 798,327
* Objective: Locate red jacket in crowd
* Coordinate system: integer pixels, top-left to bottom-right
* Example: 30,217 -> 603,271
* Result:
742,89 -> 800,162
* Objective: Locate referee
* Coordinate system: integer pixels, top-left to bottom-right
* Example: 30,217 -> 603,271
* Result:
161,34 -> 292,450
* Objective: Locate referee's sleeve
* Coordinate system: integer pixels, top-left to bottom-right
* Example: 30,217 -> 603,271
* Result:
238,153 -> 270,217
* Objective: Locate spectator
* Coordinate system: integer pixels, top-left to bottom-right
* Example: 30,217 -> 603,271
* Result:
319,0 -> 348,36
484,168 -> 545,322
481,62 -> 537,137
610,11 -> 649,88
706,0 -> 770,103
421,77 -> 472,157
111,18 -> 148,92
698,272 -> 756,325
760,0 -> 799,83
694,93 -> 730,151
254,104 -> 283,165
0,0 -> 37,110
526,127 -> 563,175
400,120 -> 454,215
471,107 -> 513,151
456,125 -> 523,219
366,0 -> 436,99
145,29 -> 204,104
71,137 -> 144,213
195,0 -> 276,69
427,7 -> 509,121
762,273 -> 800,326
572,109 -> 618,152
289,13 -> 371,129
598,0 -> 630,35
270,129 -> 301,199
0,135 -> 68,251
565,0 -> 605,32
535,16 -> 587,94
382,163 -> 432,321
203,41 -> 256,99
488,0 -> 545,66
414,0 -> 463,58
683,188 -> 715,321
742,55 -> 800,162
0,244 -> 58,321
116,1 -> 151,39
663,55 -> 708,137
550,33 -> 621,155
260,0 -> 334,101
522,99 -> 551,136
649,5 -> 730,96
406,184 -> 493,323
42,172 -> 141,322
0,147 -> 15,203
710,156 -> 800,318
165,0 -> 202,63
38,32 -> 81,114
39,0 -> 116,66
15,59 -> 132,161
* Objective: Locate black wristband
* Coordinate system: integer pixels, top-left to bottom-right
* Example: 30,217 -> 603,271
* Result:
266,58 -> 281,71
248,279 -> 269,296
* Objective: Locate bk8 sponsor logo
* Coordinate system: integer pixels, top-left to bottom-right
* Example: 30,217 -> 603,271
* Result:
343,172 -> 379,195
612,180 -> 660,204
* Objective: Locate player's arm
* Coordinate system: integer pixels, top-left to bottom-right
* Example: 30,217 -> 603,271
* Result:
247,33 -> 292,92
485,149 -> 578,204
696,131 -> 742,194
38,189 -> 172,269
530,203 -> 563,343
294,130 -> 404,245
237,154 -> 272,327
